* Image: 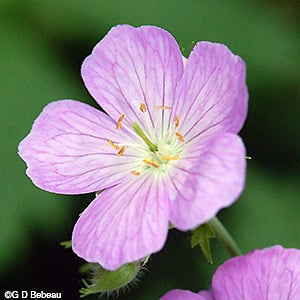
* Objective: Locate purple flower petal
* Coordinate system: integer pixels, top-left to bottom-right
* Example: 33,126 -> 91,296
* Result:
168,133 -> 246,230
81,25 -> 184,135
212,245 -> 300,300
174,42 -> 248,145
18,24 -> 249,271
72,175 -> 169,270
160,289 -> 212,300
198,290 -> 214,300
162,246 -> 300,300
18,100 -> 142,194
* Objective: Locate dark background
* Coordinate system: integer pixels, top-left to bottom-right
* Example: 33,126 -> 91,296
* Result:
1,1 -> 299,299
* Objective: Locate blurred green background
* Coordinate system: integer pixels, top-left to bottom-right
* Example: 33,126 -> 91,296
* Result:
1,0 -> 299,299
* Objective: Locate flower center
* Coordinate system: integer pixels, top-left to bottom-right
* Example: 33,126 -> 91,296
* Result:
108,103 -> 185,177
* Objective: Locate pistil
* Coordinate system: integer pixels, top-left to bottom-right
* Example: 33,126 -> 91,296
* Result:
132,122 -> 158,152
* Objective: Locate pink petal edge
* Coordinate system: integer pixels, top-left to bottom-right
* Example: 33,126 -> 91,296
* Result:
18,100 -> 141,194
169,133 -> 246,230
72,175 -> 169,270
160,289 -> 212,300
175,42 -> 248,145
81,24 -> 184,136
212,245 -> 300,300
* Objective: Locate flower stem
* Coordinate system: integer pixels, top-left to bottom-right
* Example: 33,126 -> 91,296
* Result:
208,217 -> 242,257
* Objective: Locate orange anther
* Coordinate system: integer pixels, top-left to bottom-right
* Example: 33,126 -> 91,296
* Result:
116,113 -> 125,130
175,131 -> 185,142
107,139 -> 120,150
174,115 -> 179,127
140,103 -> 147,113
162,155 -> 179,161
117,146 -> 126,156
131,170 -> 141,176
143,159 -> 160,168
154,105 -> 172,111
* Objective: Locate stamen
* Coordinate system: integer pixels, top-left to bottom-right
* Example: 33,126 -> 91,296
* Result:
162,155 -> 179,161
176,131 -> 185,142
117,146 -> 126,156
107,139 -> 120,150
140,103 -> 147,113
174,115 -> 179,127
116,113 -> 125,130
143,159 -> 160,168
154,105 -> 172,111
131,170 -> 141,176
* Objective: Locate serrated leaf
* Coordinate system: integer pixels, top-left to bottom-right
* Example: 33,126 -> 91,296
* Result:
191,223 -> 216,264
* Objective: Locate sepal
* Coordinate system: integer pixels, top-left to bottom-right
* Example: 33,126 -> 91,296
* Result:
79,261 -> 141,298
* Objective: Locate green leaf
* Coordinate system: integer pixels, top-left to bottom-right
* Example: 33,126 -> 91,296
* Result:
60,240 -> 72,249
191,223 -> 216,264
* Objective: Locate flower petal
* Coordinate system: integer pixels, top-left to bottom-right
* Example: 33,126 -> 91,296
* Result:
72,175 -> 169,270
18,100 -> 141,194
160,289 -> 212,300
212,246 -> 300,300
168,133 -> 246,230
198,290 -> 214,300
81,25 -> 184,138
174,42 -> 248,145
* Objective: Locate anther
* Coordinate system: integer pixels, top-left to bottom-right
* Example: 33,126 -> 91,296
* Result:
107,139 -> 120,150
140,103 -> 147,113
131,170 -> 141,176
175,131 -> 185,142
174,115 -> 179,127
154,105 -> 172,111
143,159 -> 160,168
162,155 -> 179,161
116,113 -> 125,130
117,146 -> 126,157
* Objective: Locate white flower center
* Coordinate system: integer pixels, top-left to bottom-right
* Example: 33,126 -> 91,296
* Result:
108,103 -> 186,177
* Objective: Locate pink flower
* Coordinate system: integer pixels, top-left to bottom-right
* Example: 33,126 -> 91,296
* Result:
18,25 -> 248,270
161,246 -> 300,300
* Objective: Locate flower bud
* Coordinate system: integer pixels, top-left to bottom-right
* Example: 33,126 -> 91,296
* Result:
79,261 -> 141,297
